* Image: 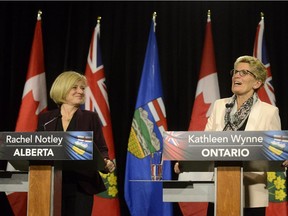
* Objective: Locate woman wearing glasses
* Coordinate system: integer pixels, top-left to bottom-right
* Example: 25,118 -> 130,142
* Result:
205,55 -> 281,216
175,55 -> 285,215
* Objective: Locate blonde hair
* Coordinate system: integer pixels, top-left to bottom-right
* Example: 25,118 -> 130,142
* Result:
50,71 -> 87,105
234,55 -> 267,83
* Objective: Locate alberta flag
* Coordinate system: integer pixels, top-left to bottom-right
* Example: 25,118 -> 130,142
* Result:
253,14 -> 288,216
124,14 -> 172,216
84,19 -> 120,216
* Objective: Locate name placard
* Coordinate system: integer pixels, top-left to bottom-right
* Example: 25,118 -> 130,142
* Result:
0,131 -> 93,160
163,131 -> 288,161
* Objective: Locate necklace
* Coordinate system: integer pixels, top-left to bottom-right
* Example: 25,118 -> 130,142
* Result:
61,106 -> 77,122
63,113 -> 74,122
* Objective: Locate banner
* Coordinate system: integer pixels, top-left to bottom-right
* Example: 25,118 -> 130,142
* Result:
253,14 -> 288,215
124,13 -> 172,216
7,11 -> 47,216
164,131 -> 288,161
183,10 -> 220,216
84,18 -> 120,216
0,131 -> 93,160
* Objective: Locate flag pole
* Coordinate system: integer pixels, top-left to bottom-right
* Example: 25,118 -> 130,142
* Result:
153,11 -> 157,20
153,12 -> 157,31
207,10 -> 211,22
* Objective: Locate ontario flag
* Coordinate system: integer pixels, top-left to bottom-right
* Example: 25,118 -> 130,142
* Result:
253,14 -> 276,106
253,14 -> 288,216
124,13 -> 172,216
7,11 -> 47,216
180,11 -> 220,216
84,18 -> 121,216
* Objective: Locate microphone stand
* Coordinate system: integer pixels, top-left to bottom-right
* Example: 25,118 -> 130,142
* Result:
42,115 -> 62,131
223,103 -> 233,131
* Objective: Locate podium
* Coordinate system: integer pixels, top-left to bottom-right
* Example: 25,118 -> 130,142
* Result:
0,131 -> 104,216
214,161 -> 242,216
163,131 -> 287,216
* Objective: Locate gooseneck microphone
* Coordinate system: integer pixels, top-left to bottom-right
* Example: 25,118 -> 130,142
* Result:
225,103 -> 234,109
42,114 -> 62,131
223,103 -> 233,131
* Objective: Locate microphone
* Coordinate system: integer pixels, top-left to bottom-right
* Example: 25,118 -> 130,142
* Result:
223,102 -> 233,131
42,114 -> 62,131
225,103 -> 234,108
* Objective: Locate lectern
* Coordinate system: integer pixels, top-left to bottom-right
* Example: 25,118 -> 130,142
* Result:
163,130 -> 287,216
0,131 -> 104,216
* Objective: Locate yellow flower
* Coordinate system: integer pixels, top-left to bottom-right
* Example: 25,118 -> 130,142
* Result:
108,185 -> 118,197
275,189 -> 287,201
274,176 -> 286,190
267,172 -> 277,182
107,173 -> 118,186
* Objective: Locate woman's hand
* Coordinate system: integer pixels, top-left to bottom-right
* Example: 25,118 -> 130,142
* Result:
104,158 -> 116,173
282,160 -> 288,167
174,162 -> 181,174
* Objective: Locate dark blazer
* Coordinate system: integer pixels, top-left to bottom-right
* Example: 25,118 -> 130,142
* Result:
37,108 -> 108,194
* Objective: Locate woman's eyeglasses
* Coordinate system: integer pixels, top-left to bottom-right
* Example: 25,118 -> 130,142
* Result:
230,69 -> 256,78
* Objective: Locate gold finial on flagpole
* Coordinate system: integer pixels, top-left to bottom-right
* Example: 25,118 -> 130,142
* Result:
37,10 -> 42,20
153,12 -> 157,21
97,16 -> 101,24
153,12 -> 157,31
208,10 -> 211,18
261,12 -> 264,20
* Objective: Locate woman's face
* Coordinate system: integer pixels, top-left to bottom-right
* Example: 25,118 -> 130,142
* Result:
65,80 -> 86,106
231,62 -> 262,97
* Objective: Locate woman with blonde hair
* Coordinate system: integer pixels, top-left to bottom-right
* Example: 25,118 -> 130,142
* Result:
37,71 -> 115,216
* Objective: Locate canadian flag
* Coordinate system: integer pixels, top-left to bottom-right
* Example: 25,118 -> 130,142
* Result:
7,11 -> 47,216
180,12 -> 220,216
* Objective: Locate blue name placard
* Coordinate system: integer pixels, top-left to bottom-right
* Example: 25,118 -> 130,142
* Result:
0,131 -> 93,160
163,131 -> 288,161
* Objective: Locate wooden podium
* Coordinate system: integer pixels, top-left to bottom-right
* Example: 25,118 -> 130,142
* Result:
0,164 -> 62,216
0,131 -> 101,216
215,161 -> 242,216
28,163 -> 55,216
24,161 -> 66,216
163,130 -> 287,216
